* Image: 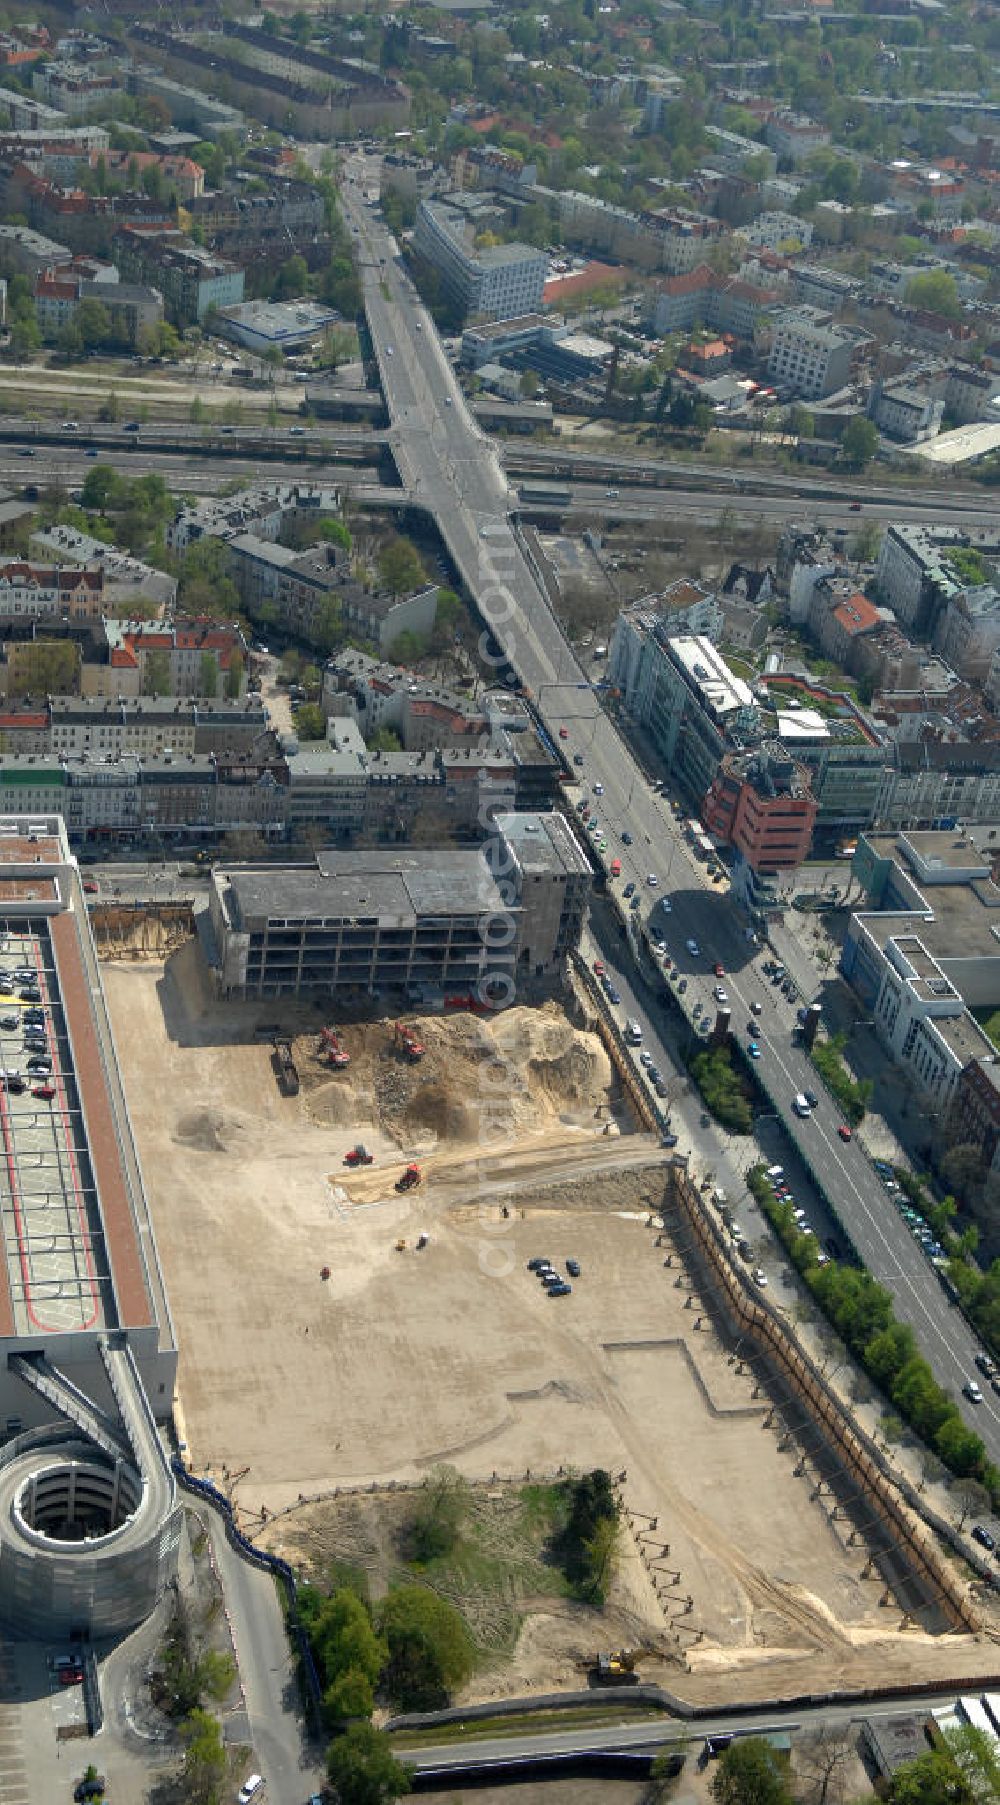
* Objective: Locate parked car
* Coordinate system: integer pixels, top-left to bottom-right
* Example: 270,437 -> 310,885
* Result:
972,1524 -> 996,1551
566,1258 -> 581,1277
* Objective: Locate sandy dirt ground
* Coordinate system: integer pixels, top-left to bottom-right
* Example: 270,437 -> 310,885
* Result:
105,948 -> 1000,1708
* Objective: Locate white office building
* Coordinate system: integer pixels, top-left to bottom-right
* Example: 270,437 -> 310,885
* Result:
414,199 -> 546,323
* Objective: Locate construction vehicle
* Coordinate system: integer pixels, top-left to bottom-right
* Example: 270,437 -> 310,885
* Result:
393,1021 -> 425,1062
272,1040 -> 299,1097
395,1162 -> 422,1192
318,1027 -> 350,1069
584,1649 -> 653,1685
343,1143 -> 373,1167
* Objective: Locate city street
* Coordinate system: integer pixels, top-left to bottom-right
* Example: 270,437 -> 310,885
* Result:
341,159 -> 1000,1466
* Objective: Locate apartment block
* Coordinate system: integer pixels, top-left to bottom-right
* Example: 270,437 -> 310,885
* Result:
768,306 -> 866,399
114,228 -> 244,325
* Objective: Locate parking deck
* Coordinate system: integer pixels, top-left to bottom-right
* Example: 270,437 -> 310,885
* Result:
0,922 -> 113,1338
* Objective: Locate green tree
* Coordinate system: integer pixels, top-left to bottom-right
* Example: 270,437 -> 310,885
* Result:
711,1738 -> 792,1805
198,652 -> 219,697
325,1664 -> 375,1724
294,702 -> 326,740
274,252 -> 309,300
377,537 -> 424,599
9,640 -> 80,698
298,1586 -> 386,1698
905,269 -> 961,320
143,649 -> 171,698
367,727 -> 403,753
179,1708 -> 226,1805
10,315 -> 41,361
853,519 -> 881,563
886,1743 -> 974,1805
226,649 -> 245,700
584,1511 -> 620,1603
325,1721 -> 413,1805
57,321 -> 84,359
407,1465 -> 468,1563
841,417 -> 878,471
81,465 -> 124,512
319,517 -> 352,552
377,1585 -> 475,1710
77,298 -> 112,350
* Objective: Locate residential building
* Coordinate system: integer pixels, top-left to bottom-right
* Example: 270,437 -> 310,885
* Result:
874,522 -> 1000,635
0,222 -> 71,275
93,148 -> 204,202
414,199 -> 546,323
947,1059 -> 1000,1199
808,578 -> 882,667
100,620 -> 248,701
869,380 -> 944,444
47,697 -> 269,762
0,560 -> 102,622
34,270 -> 163,348
29,525 -> 176,611
765,111 -> 831,166
933,585 -> 1000,681
225,535 -> 439,656
186,179 -> 326,262
113,229 -> 244,325
704,124 -> 777,179
128,67 -> 246,141
768,306 -> 866,398
737,210 -> 813,252
648,263 -> 782,340
31,62 -> 122,120
130,24 -> 409,142
165,483 -> 341,556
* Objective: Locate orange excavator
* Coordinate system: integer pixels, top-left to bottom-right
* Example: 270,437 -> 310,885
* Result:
395,1163 -> 422,1192
393,1021 -> 425,1062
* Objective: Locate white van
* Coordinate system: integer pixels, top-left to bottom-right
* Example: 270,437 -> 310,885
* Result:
792,1094 -> 812,1118
625,1020 -> 643,1045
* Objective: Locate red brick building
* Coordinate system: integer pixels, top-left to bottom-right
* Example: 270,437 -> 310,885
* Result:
703,744 -> 817,910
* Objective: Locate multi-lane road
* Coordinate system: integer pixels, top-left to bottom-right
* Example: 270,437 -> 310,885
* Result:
340,155 -> 1000,1466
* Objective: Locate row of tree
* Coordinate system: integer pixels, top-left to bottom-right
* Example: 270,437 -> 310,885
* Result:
748,1167 -> 998,1499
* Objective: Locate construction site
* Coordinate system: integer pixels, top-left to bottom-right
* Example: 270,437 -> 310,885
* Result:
99,933 -> 1000,1712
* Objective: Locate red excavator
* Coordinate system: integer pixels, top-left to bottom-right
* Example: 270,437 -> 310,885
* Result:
344,1144 -> 373,1167
393,1021 -> 425,1062
319,1027 -> 350,1069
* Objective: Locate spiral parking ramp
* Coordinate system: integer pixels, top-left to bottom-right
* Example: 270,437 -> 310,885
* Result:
0,1336 -> 180,1638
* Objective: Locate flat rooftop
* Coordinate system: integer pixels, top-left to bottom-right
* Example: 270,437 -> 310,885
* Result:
670,635 -> 754,719
224,846 -> 508,927
0,819 -> 171,1346
863,832 -> 1000,970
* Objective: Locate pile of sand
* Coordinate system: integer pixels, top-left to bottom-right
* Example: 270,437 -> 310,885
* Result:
299,1002 -> 616,1150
